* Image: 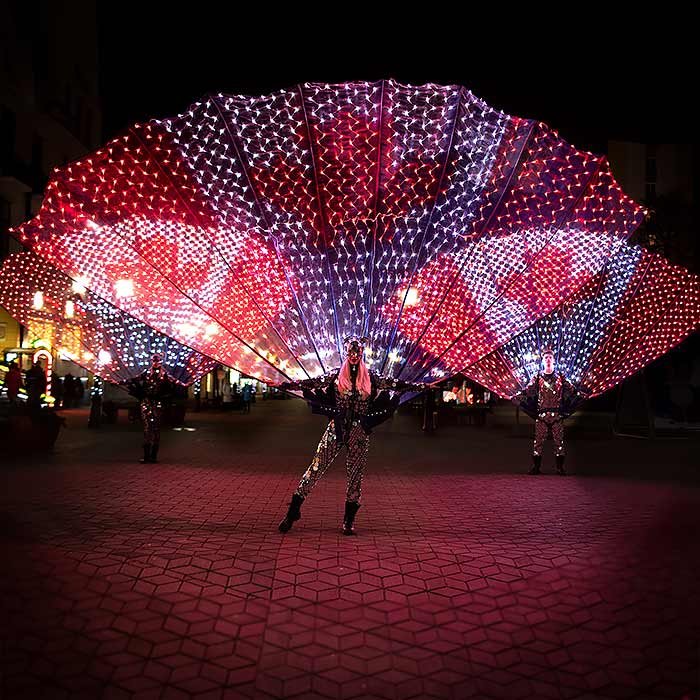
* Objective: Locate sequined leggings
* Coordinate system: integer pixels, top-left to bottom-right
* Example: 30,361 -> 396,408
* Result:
295,421 -> 369,503
141,399 -> 162,447
533,414 -> 565,457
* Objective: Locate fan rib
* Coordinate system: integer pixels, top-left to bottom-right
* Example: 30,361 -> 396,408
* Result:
417,156 -> 607,381
362,80 -> 387,339
393,120 -> 538,380
296,84 -> 342,357
380,86 -> 465,376
210,95 -> 325,376
129,125 -> 309,379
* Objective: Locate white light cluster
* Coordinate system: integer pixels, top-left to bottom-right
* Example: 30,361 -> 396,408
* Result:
12,80 -> 646,388
0,252 -> 218,387
465,244 -> 700,408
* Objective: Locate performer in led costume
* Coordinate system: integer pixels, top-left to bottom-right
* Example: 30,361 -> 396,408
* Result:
277,337 -> 426,535
515,349 -> 577,476
123,354 -> 182,464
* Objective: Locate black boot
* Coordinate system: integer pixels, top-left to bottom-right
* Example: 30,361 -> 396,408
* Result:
528,455 -> 542,475
342,501 -> 361,535
150,444 -> 159,464
140,444 -> 150,463
278,494 -> 304,533
556,455 -> 567,476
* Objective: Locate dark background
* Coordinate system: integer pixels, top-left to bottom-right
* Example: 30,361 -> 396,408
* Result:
97,9 -> 695,153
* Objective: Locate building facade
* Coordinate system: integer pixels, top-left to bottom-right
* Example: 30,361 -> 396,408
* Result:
1,0 -> 102,355
608,141 -> 697,271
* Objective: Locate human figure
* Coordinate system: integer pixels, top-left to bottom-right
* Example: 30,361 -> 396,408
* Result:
514,349 -> 576,476
74,376 -> 85,405
241,383 -> 252,414
276,337 -> 427,535
51,371 -> 64,408
3,361 -> 24,406
63,373 -> 76,408
422,388 -> 437,432
123,354 -> 182,464
26,362 -> 47,415
222,381 -> 232,409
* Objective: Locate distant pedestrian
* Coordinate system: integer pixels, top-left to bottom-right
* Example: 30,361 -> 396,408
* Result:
26,362 -> 47,414
63,373 -> 76,408
422,388 -> 437,432
74,376 -> 85,405
52,371 -> 64,408
241,383 -> 252,414
2,361 -> 23,406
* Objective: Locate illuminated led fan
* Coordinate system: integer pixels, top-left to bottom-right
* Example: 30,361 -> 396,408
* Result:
465,245 -> 700,416
0,251 -> 216,385
13,80 -> 644,386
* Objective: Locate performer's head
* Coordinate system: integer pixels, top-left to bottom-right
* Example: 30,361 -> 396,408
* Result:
542,349 -> 555,374
338,336 -> 371,396
151,353 -> 163,369
345,337 -> 365,367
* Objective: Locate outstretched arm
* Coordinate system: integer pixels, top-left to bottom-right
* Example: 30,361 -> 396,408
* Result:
119,376 -> 142,399
511,376 -> 537,404
276,373 -> 336,392
165,372 -> 188,388
561,376 -> 579,395
373,376 -> 429,394
119,375 -> 139,389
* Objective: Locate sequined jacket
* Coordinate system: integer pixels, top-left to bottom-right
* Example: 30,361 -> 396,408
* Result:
516,373 -> 580,421
283,371 -> 425,442
125,368 -> 179,403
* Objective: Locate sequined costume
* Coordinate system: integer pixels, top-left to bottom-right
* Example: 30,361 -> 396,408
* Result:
126,365 -> 179,462
277,334 -> 427,535
297,421 -> 368,502
295,372 -> 416,503
521,373 -> 576,457
141,396 -> 162,447
292,371 -> 418,503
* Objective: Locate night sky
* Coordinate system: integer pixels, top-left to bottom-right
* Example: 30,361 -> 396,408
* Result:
97,10 -> 694,154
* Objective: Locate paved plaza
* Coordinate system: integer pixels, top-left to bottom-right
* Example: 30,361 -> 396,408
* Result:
2,400 -> 699,699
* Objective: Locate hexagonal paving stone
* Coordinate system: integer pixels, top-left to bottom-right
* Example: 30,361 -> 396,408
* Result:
2,403 -> 700,699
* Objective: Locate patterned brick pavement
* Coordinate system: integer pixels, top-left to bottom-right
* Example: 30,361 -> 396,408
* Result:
2,401 -> 699,699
